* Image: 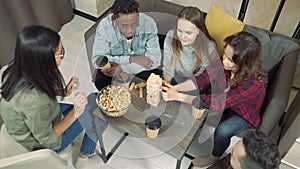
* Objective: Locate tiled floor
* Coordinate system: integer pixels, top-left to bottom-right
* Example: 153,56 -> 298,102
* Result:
58,0 -> 300,168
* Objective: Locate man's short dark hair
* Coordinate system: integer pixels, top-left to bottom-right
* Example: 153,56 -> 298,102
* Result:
241,131 -> 280,169
112,0 -> 139,16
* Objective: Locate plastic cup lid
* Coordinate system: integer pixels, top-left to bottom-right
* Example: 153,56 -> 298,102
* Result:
145,115 -> 162,130
95,55 -> 108,67
192,96 -> 207,109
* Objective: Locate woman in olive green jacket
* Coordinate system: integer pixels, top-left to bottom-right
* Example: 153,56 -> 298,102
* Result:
0,25 -> 107,168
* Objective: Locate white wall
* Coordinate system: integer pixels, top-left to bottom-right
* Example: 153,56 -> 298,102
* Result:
72,0 -> 113,17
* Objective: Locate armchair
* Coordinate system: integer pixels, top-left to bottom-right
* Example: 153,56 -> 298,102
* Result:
0,149 -> 67,169
257,44 -> 299,142
0,123 -> 71,169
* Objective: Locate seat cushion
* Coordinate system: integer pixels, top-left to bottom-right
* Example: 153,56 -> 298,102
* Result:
0,149 -> 67,169
0,124 -> 72,161
0,124 -> 28,158
243,25 -> 299,71
205,3 -> 245,55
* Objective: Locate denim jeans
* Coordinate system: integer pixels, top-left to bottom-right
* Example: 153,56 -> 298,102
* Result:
212,111 -> 249,157
54,93 -> 108,156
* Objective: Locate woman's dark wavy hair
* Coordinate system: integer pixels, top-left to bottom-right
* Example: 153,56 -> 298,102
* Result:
241,131 -> 280,169
171,7 -> 215,72
112,0 -> 139,17
224,32 -> 267,87
1,25 -> 65,101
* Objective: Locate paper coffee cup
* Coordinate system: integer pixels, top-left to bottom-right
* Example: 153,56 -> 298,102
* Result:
101,62 -> 111,71
145,115 -> 161,138
146,128 -> 160,138
96,55 -> 111,71
192,97 -> 207,119
192,107 -> 206,119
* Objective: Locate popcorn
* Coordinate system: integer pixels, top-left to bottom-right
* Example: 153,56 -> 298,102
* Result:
98,85 -> 131,117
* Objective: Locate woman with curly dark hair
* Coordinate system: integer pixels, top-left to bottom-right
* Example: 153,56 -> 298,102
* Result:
162,32 -> 267,167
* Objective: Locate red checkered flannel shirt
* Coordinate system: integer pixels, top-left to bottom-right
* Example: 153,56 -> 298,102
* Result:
190,61 -> 266,128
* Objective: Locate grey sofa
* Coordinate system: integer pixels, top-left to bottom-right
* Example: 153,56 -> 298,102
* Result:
84,0 -> 300,159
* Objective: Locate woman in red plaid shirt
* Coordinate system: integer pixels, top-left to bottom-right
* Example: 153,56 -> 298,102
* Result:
162,32 -> 267,167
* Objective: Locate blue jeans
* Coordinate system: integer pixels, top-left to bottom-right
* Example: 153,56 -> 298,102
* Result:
54,93 -> 108,156
212,110 -> 249,157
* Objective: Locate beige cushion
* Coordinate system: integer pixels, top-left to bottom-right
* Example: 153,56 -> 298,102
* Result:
205,3 -> 245,55
0,149 -> 67,169
0,124 -> 28,158
0,124 -> 71,160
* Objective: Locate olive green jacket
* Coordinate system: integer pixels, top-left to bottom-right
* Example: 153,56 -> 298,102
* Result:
0,87 -> 62,151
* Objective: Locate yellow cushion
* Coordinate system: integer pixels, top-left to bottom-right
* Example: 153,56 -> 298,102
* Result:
205,3 -> 245,55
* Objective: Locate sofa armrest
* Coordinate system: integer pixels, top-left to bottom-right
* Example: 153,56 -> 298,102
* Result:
0,149 -> 67,169
258,48 -> 299,136
278,91 -> 300,158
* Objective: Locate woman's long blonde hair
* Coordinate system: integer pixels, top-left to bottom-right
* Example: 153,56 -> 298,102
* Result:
169,7 -> 215,72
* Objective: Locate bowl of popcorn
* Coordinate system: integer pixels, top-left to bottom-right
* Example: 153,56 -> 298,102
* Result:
96,85 -> 132,117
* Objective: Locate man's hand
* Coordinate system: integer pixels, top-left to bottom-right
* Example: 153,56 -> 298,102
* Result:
102,62 -> 122,77
129,55 -> 153,69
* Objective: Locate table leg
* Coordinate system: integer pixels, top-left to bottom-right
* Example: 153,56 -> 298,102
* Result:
94,116 -> 129,163
94,116 -> 108,162
176,159 -> 182,169
188,163 -> 194,169
184,153 -> 195,169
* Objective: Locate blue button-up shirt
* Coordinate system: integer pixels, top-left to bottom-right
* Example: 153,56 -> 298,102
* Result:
92,13 -> 162,74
